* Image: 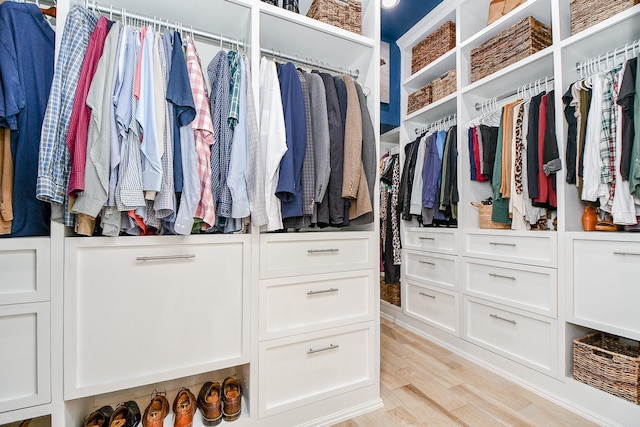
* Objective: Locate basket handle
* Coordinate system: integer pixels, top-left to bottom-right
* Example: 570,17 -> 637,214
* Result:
470,201 -> 481,208
592,349 -> 614,360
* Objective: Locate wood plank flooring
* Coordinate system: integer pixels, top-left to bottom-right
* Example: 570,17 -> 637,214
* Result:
332,317 -> 598,427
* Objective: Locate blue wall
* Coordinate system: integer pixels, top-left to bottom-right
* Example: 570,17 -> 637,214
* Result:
380,37 -> 401,134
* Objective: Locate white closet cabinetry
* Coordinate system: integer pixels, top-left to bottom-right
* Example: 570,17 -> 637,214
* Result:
389,0 -> 640,425
0,238 -> 51,425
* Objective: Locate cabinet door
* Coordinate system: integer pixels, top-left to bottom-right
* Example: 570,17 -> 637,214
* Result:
0,302 -> 50,413
259,322 -> 375,417
463,232 -> 557,267
404,280 -> 458,334
64,237 -> 250,399
0,238 -> 50,305
403,227 -> 457,254
404,250 -> 457,289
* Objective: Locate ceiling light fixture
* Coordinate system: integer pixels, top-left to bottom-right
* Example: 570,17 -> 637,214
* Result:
381,0 -> 399,9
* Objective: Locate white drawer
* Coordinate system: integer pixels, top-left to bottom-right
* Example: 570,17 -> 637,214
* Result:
403,227 -> 457,254
0,302 -> 50,413
0,238 -> 50,305
463,297 -> 557,376
570,238 -> 640,339
404,280 -> 458,334
463,232 -> 557,267
260,232 -> 373,279
463,259 -> 557,317
259,322 -> 375,417
64,236 -> 250,399
260,270 -> 374,340
404,250 -> 457,289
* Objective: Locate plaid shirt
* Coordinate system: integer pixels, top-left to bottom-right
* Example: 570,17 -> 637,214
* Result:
186,38 -> 216,229
600,70 -> 617,186
37,5 -> 98,226
227,51 -> 240,130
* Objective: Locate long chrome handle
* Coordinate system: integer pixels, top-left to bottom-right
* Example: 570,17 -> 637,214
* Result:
419,260 -> 436,266
490,314 -> 517,325
307,288 -> 339,296
307,249 -> 340,254
419,237 -> 435,241
489,242 -> 516,247
419,292 -> 436,299
489,273 -> 516,281
307,344 -> 339,355
613,251 -> 640,256
136,254 -> 196,261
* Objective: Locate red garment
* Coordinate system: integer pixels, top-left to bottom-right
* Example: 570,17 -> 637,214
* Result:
473,127 -> 487,182
66,16 -> 110,196
535,94 -> 549,205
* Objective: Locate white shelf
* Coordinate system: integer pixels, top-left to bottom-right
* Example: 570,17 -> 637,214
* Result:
405,93 -> 457,124
403,49 -> 456,91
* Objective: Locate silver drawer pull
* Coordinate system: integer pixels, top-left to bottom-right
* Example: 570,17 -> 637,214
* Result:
490,314 -> 517,325
419,237 -> 435,241
136,254 -> 196,261
489,273 -> 516,281
419,292 -> 436,299
613,251 -> 640,256
419,260 -> 436,266
307,344 -> 339,355
307,288 -> 339,296
489,242 -> 516,247
307,249 -> 340,254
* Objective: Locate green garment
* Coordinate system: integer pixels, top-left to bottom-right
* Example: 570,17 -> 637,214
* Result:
630,58 -> 640,197
492,108 -> 511,224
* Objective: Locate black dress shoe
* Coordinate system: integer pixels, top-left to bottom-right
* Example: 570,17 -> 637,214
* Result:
83,405 -> 114,427
108,401 -> 141,427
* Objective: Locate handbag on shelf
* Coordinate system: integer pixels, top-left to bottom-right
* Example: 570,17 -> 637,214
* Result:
487,0 -> 526,25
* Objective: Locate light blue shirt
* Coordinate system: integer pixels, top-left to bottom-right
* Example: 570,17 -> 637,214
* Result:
228,56 -> 250,219
174,125 -> 200,235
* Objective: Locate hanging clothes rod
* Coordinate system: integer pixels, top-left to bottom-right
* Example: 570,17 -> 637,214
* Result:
576,39 -> 640,76
474,76 -> 555,111
86,1 -> 244,48
415,114 -> 457,135
260,48 -> 359,79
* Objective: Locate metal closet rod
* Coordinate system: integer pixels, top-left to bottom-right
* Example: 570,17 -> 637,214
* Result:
474,76 -> 555,111
415,113 -> 457,135
576,38 -> 640,74
86,1 -> 244,48
261,48 -> 359,79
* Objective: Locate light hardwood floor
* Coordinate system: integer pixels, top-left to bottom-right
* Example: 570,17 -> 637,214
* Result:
332,317 -> 599,427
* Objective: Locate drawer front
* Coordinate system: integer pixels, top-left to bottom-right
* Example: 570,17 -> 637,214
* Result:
260,270 -> 374,340
464,233 -> 557,267
0,238 -> 50,305
404,250 -> 457,289
571,239 -> 640,338
463,297 -> 557,376
65,238 -> 249,398
260,233 -> 373,279
403,227 -> 457,254
259,323 -> 375,417
0,302 -> 51,413
463,259 -> 557,317
405,281 -> 458,334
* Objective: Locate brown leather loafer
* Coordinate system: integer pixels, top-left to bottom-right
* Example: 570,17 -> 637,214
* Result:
143,391 -> 169,427
173,387 -> 196,427
83,405 -> 114,427
197,381 -> 223,426
222,377 -> 242,422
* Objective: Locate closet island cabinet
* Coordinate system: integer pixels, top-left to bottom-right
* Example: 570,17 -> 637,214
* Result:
1,0 -> 381,426
387,0 -> 640,425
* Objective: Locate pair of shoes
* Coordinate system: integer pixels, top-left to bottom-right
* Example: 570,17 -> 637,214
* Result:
84,402 -> 140,427
143,390 -> 170,427
197,377 -> 242,425
173,387 -> 197,427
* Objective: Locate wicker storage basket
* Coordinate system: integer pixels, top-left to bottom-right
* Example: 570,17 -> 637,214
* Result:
407,84 -> 432,115
470,16 -> 552,83
432,68 -> 457,102
570,0 -> 639,36
573,332 -> 640,404
306,0 -> 362,34
411,21 -> 456,75
380,277 -> 401,307
471,201 -> 510,229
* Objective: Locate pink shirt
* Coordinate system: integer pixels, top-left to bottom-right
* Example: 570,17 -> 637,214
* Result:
66,16 -> 110,196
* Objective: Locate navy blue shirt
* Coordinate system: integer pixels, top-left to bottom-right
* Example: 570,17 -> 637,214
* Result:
276,62 -> 307,219
166,31 -> 196,194
0,2 -> 54,237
